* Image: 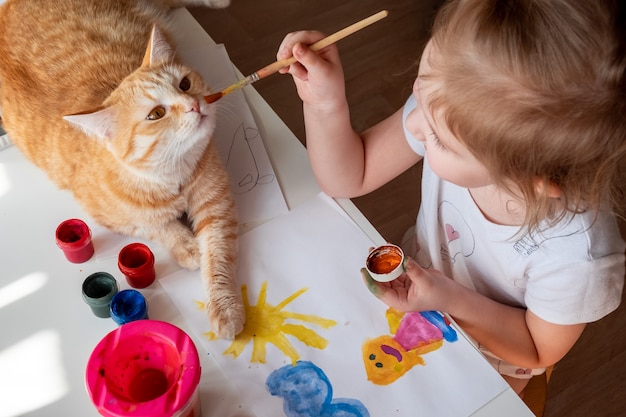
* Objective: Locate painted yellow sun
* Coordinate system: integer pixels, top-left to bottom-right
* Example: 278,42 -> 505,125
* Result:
200,281 -> 337,365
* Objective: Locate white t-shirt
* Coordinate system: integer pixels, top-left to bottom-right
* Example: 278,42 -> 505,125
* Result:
402,95 -> 625,325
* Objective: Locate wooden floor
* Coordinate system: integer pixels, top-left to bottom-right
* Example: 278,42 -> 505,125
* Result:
189,2 -> 626,416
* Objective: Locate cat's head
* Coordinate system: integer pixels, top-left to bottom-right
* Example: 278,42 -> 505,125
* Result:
63,26 -> 216,173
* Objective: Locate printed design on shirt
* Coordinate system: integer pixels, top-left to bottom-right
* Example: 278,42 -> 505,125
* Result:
512,229 -> 581,258
512,235 -> 541,257
438,201 -> 475,264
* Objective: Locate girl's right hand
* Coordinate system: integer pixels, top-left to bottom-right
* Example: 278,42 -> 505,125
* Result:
276,31 -> 347,110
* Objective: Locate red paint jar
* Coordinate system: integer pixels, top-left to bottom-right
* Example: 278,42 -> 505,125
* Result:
118,243 -> 156,288
55,218 -> 95,263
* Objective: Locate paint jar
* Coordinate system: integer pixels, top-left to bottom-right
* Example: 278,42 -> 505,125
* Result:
118,243 -> 156,289
82,272 -> 119,318
110,289 -> 149,325
86,320 -> 202,417
366,244 -> 405,282
55,218 -> 95,263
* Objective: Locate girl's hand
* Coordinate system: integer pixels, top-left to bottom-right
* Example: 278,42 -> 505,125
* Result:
361,257 -> 452,312
276,31 -> 346,109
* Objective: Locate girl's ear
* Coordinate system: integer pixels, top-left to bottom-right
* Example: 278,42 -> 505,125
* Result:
63,107 -> 117,141
534,177 -> 562,199
141,25 -> 175,67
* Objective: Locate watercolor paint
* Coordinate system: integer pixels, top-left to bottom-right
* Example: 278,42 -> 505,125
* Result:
205,281 -> 337,365
86,320 -> 202,417
362,309 -> 457,385
118,243 -> 156,288
55,218 -> 94,263
267,361 -> 370,417
82,272 -> 119,318
366,244 -> 405,282
109,289 -> 148,325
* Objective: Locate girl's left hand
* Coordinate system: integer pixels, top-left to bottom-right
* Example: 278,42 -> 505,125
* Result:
361,257 -> 452,312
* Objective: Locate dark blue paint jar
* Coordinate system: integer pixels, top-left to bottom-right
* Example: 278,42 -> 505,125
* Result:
109,289 -> 148,325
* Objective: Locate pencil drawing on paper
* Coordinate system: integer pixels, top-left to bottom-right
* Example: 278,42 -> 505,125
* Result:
225,122 -> 275,194
362,308 -> 458,385
266,361 -> 370,417
201,281 -> 337,364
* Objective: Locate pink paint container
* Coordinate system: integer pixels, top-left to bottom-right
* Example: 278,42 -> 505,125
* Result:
86,320 -> 202,417
118,243 -> 156,289
55,218 -> 95,263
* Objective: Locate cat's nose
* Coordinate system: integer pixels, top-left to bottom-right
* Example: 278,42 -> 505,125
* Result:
187,100 -> 200,113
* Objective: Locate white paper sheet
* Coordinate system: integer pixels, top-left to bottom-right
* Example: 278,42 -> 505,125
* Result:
160,193 -> 509,417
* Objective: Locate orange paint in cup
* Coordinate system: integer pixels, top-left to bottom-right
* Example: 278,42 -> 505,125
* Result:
366,244 -> 405,282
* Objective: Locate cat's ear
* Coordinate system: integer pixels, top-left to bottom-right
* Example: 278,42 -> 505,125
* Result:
63,107 -> 117,141
141,25 -> 175,67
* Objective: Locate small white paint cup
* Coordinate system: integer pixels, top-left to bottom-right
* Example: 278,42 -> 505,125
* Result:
365,244 -> 405,282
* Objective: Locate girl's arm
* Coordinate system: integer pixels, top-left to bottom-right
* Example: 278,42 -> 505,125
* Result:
278,31 -> 421,198
444,275 -> 585,369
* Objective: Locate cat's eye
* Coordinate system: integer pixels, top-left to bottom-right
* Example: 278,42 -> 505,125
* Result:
179,77 -> 191,92
146,106 -> 166,120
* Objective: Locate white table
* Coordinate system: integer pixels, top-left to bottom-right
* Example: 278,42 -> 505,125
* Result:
0,8 -> 532,417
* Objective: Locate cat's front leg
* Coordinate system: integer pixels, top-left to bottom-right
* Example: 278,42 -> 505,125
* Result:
187,145 -> 244,339
190,188 -> 244,338
198,232 -> 245,339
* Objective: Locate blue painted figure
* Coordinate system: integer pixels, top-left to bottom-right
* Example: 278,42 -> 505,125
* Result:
266,361 -> 370,417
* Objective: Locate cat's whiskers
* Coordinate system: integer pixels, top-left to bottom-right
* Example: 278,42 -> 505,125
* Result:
214,100 -> 241,126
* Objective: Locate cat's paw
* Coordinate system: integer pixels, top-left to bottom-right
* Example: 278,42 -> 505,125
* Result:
170,236 -> 201,270
207,293 -> 245,340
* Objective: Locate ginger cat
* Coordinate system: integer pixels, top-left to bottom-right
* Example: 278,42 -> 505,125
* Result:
0,0 -> 245,339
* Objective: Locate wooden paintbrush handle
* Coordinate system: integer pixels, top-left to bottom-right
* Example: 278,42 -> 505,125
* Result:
255,10 -> 388,79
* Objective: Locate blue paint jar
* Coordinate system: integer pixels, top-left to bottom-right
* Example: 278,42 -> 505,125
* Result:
110,289 -> 148,325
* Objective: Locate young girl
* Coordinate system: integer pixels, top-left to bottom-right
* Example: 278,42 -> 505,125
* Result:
276,0 -> 626,395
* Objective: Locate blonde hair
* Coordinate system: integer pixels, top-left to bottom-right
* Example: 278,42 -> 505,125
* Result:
427,0 -> 626,233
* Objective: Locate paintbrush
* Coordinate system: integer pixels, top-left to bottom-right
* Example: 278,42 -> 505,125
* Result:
204,10 -> 389,104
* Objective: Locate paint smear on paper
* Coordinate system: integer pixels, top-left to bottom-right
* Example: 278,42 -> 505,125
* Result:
266,361 -> 370,417
203,281 -> 337,364
362,308 -> 457,385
